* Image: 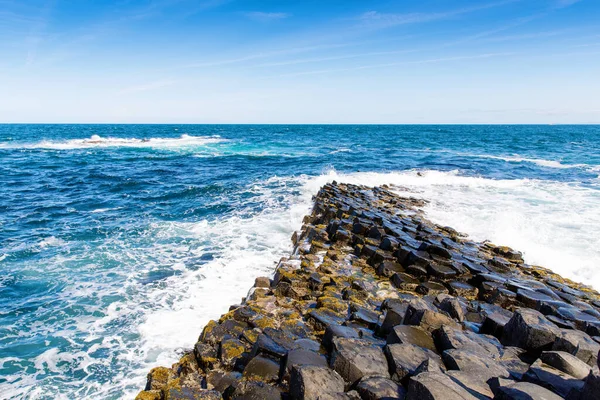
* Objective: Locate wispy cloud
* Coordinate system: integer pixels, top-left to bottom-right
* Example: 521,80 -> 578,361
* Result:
118,79 -> 177,95
275,52 -> 517,77
244,11 -> 291,22
358,0 -> 518,30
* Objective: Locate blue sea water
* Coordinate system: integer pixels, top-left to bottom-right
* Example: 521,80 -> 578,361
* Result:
1,124 -> 599,399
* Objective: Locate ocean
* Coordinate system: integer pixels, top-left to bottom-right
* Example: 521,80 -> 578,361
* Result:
1,124 -> 599,399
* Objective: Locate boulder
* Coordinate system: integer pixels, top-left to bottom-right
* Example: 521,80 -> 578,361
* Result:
356,376 -> 406,400
434,325 -> 502,358
493,381 -> 563,400
445,370 -> 496,399
403,299 -> 460,332
552,329 -> 600,367
540,351 -> 592,379
242,356 -> 280,383
442,349 -> 510,380
523,359 -> 585,398
280,348 -> 328,380
323,325 -> 360,352
406,372 -> 479,400
501,308 -> 560,352
330,338 -> 389,386
386,325 -> 436,352
385,343 -> 443,383
290,365 -> 345,400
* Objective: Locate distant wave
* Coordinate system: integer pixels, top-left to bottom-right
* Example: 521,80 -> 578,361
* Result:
412,149 -> 593,170
0,134 -> 226,150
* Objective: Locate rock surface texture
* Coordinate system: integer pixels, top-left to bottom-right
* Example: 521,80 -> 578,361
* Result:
137,182 -> 600,400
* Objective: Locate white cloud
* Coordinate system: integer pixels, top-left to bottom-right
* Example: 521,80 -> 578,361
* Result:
244,11 -> 290,22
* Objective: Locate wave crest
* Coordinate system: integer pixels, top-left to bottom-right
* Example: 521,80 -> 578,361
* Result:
0,134 -> 226,150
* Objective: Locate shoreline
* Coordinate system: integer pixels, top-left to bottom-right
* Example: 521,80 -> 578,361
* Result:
136,182 -> 600,399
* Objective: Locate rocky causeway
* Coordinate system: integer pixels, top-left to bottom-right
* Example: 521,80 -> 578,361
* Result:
136,182 -> 600,400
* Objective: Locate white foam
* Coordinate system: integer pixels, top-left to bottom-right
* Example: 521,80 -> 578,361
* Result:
0,134 -> 226,150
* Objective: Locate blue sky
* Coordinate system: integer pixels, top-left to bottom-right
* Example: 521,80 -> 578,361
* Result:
1,0 -> 599,123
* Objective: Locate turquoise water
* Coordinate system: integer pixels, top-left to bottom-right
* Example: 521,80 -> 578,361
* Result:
1,124 -> 599,399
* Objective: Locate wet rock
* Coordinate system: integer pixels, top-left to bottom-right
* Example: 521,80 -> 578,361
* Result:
330,338 -> 389,386
553,329 -> 600,367
391,273 -> 420,291
356,376 -> 406,400
493,381 -> 563,400
289,365 -> 345,400
523,359 -> 585,397
386,325 -> 436,352
540,351 -> 592,379
317,391 -> 362,400
501,308 -> 560,352
406,372 -> 479,400
385,343 -> 443,383
377,261 -> 405,277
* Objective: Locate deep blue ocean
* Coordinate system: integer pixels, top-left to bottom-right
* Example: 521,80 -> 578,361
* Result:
1,124 -> 599,399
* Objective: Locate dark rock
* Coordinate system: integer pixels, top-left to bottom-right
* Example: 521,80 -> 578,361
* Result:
579,371 -> 600,400
445,370 -> 496,399
356,376 -> 406,400
540,351 -> 592,380
438,297 -> 466,322
289,365 -> 345,400
330,338 -> 389,386
480,310 -> 513,339
323,325 -> 360,352
553,329 -> 600,367
280,348 -> 328,380
251,333 -> 288,359
416,281 -> 449,296
403,299 -> 460,332
380,302 -> 409,336
523,359 -> 585,398
434,325 -> 502,358
194,343 -> 218,371
242,356 -> 280,383
443,349 -> 510,380
391,273 -> 420,291
493,381 -> 563,400
448,281 -> 479,300
386,325 -> 436,352
501,308 -> 560,352
351,307 -> 380,329
385,343 -> 443,383
427,263 -> 457,279
406,372 -> 479,399
231,380 -> 282,400
377,261 -> 405,277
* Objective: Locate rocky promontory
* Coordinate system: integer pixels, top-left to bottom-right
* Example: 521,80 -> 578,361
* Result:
136,182 -> 600,400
